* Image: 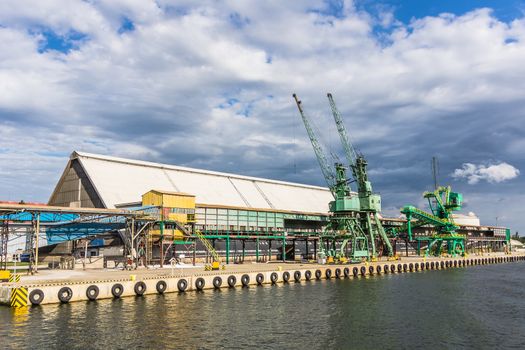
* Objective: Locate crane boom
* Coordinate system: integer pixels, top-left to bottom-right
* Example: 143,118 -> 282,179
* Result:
327,93 -> 373,193
327,93 -> 358,168
293,93 -> 336,196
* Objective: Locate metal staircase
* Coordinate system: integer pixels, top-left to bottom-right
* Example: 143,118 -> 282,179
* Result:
194,230 -> 220,263
171,221 -> 220,263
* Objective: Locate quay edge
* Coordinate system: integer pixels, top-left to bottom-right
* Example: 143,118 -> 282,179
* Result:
1,254 -> 524,308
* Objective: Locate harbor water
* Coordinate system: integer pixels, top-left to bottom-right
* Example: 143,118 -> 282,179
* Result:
1,262 -> 524,349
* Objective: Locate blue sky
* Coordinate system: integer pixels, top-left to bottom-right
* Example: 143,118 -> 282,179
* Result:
358,0 -> 524,23
0,0 -> 524,234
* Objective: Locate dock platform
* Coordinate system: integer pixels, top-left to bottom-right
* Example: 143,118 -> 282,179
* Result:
1,254 -> 524,307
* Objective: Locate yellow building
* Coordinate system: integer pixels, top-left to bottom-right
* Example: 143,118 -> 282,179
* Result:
141,190 -> 196,224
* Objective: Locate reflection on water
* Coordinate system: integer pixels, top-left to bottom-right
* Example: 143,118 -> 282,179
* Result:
1,263 -> 525,349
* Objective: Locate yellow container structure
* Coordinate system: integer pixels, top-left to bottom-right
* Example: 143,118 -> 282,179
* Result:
0,270 -> 11,282
142,190 -> 196,223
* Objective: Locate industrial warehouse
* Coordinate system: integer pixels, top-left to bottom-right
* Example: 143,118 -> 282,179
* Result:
1,150 -> 511,270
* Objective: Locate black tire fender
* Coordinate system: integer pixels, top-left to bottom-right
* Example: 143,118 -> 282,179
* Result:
270,272 -> 278,284
241,274 -> 250,287
343,268 -> 350,278
58,287 -> 73,303
134,281 -> 146,296
376,265 -> 382,274
325,269 -> 332,279
368,266 -> 374,275
29,289 -> 44,305
305,270 -> 312,281
256,273 -> 264,285
360,266 -> 367,276
335,268 -> 341,279
294,271 -> 301,282
112,283 -> 124,298
315,270 -> 322,280
213,276 -> 222,289
353,267 -> 359,277
227,275 -> 237,288
156,280 -> 167,294
283,271 -> 290,282
177,279 -> 188,292
86,285 -> 99,301
195,278 -> 205,291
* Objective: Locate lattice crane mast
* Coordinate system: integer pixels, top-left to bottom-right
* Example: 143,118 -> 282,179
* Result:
293,94 -> 338,196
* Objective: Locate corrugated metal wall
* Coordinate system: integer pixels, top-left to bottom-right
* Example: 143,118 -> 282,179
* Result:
48,159 -> 104,208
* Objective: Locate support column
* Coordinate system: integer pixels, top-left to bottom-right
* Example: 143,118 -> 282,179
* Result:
34,213 -> 40,273
192,241 -> 196,266
314,239 -> 317,259
83,240 -> 88,270
242,240 -> 246,262
131,218 -> 135,268
160,221 -> 164,267
292,239 -> 296,262
256,237 -> 259,262
282,236 -> 286,262
268,240 -> 272,261
305,239 -> 309,260
226,236 -> 230,264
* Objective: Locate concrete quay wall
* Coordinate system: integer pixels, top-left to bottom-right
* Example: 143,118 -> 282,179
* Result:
1,254 -> 524,307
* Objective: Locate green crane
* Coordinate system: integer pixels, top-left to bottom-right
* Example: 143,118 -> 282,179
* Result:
327,93 -> 394,258
293,93 -> 392,262
393,186 -> 466,257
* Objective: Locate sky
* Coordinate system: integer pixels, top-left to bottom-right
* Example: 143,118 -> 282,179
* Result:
0,0 -> 524,234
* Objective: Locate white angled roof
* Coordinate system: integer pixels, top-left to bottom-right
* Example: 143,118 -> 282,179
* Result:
70,151 -> 332,214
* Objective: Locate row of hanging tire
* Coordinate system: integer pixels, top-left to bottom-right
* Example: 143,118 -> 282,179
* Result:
27,255 -> 525,305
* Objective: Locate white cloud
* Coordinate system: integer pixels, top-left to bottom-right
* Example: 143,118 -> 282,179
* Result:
453,162 -> 520,184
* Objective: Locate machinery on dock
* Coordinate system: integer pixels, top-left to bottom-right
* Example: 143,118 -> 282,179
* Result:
392,186 -> 466,257
293,93 -> 393,262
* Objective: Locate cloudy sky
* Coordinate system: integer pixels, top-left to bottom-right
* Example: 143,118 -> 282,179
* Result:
0,0 -> 524,233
